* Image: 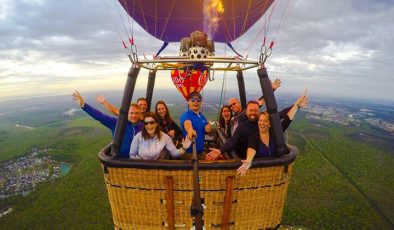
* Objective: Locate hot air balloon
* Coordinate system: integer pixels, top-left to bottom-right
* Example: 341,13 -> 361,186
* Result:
98,1 -> 295,229
118,0 -> 275,43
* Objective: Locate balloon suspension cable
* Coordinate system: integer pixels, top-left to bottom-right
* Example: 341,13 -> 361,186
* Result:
129,37 -> 138,64
226,43 -> 244,58
242,0 -> 278,57
258,0 -> 292,65
110,0 -> 139,63
154,41 -> 169,58
120,0 -> 134,38
259,40 -> 274,65
271,0 -> 292,42
113,0 -> 132,38
101,0 -> 131,57
216,70 -> 227,120
216,43 -> 228,120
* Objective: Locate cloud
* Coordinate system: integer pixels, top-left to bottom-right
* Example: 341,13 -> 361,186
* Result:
0,0 -> 393,102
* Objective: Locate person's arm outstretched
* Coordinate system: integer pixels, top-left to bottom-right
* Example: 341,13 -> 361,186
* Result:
184,120 -> 196,140
236,147 -> 256,175
72,91 -> 116,129
72,91 -> 85,108
257,78 -> 282,106
96,94 -> 120,116
287,89 -> 309,121
281,90 -> 309,131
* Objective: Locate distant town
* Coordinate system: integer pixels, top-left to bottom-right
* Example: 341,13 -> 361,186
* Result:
0,147 -> 71,199
304,105 -> 394,133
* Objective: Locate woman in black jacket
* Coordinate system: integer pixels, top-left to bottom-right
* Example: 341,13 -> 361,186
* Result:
218,105 -> 233,138
155,100 -> 183,147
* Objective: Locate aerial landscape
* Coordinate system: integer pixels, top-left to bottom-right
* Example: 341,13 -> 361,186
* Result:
1,0 -> 394,229
0,90 -> 393,229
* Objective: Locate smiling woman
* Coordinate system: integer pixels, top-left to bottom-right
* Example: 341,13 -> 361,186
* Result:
129,112 -> 188,160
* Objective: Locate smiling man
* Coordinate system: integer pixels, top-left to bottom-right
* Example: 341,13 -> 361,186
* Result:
206,101 -> 260,160
72,91 -> 143,158
180,91 -> 212,158
227,79 -> 282,136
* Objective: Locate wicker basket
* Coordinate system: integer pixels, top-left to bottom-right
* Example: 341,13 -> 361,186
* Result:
99,145 -> 297,230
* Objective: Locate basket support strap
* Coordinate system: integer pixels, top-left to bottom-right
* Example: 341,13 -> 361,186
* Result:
145,70 -> 157,112
111,65 -> 141,156
236,70 -> 247,110
165,176 -> 175,230
257,67 -> 287,156
221,176 -> 235,230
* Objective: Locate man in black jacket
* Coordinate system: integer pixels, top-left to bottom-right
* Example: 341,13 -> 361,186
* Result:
207,90 -> 309,160
227,79 -> 281,136
206,101 -> 260,160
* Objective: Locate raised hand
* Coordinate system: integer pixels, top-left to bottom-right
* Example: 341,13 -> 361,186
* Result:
296,89 -> 309,109
96,94 -> 107,104
298,96 -> 309,109
72,91 -> 85,107
272,78 -> 282,90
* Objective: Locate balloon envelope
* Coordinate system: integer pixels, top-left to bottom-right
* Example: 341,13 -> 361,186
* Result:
118,0 -> 274,43
171,69 -> 208,100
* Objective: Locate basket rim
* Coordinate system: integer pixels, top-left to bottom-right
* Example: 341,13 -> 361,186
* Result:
98,144 -> 297,170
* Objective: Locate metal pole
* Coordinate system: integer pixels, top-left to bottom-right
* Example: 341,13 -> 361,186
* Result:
111,65 -> 141,156
236,70 -> 247,110
257,67 -> 287,156
145,70 -> 157,112
190,138 -> 203,230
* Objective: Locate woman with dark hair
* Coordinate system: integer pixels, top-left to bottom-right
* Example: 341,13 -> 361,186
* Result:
236,93 -> 309,175
155,100 -> 183,145
129,112 -> 189,160
218,105 -> 233,138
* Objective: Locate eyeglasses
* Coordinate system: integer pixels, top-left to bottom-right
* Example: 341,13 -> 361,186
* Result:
144,120 -> 156,125
229,102 -> 237,107
190,98 -> 201,102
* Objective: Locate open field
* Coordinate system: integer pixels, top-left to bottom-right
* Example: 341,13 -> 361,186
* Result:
0,97 -> 393,229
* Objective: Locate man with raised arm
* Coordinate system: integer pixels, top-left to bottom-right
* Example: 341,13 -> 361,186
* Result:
228,78 -> 282,135
72,91 -> 143,158
96,95 -> 148,120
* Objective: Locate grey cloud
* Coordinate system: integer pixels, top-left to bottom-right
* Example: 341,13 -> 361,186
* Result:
1,0 -> 393,102
0,0 -> 162,65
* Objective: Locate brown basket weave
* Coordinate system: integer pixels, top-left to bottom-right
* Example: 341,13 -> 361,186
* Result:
99,145 -> 297,230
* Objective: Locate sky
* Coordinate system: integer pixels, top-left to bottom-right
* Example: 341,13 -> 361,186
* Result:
0,0 -> 393,103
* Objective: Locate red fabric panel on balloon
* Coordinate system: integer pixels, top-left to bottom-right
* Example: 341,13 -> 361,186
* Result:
171,69 -> 208,100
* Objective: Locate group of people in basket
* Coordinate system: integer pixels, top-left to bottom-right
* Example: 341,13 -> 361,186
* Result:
72,78 -> 308,175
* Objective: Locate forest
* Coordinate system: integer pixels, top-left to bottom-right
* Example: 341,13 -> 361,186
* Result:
0,109 -> 393,229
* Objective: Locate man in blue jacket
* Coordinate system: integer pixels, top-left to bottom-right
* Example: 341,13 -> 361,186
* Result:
72,91 -> 143,158
180,91 -> 212,159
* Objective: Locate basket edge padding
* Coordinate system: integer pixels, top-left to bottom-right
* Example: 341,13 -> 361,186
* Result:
99,144 -> 297,170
